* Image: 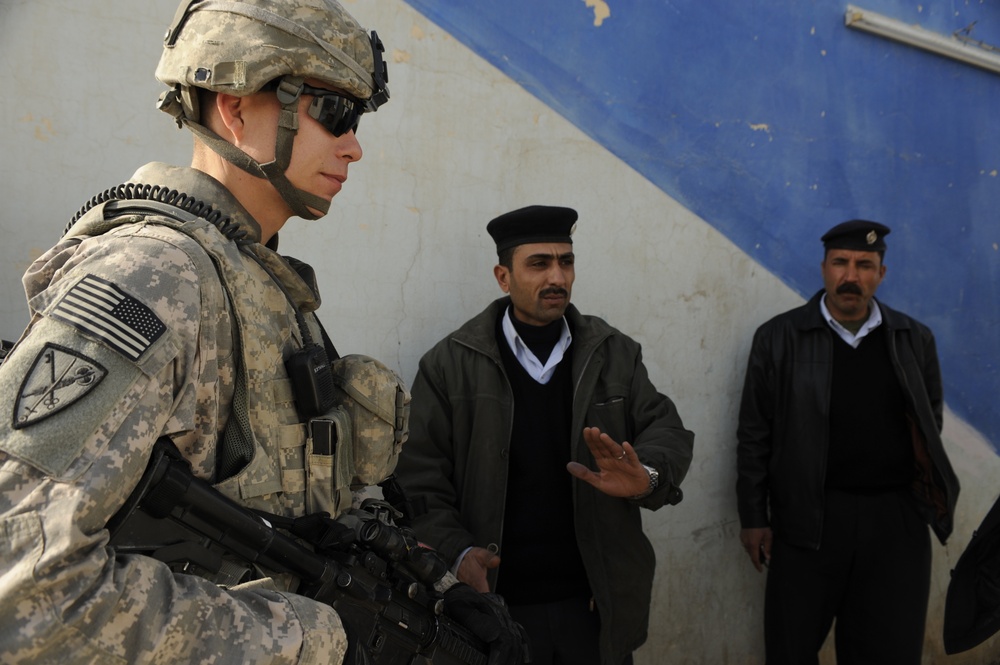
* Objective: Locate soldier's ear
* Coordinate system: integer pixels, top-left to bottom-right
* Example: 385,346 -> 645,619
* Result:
208,92 -> 247,142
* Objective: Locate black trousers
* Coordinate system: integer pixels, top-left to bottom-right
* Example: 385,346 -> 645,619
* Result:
764,490 -> 931,665
507,594 -> 634,665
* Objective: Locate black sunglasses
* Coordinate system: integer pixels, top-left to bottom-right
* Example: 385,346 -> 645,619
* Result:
300,84 -> 365,137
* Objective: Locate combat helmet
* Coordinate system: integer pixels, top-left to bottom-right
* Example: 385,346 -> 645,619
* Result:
155,0 -> 389,220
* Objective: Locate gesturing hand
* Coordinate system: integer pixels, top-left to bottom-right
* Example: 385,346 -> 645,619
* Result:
566,427 -> 652,498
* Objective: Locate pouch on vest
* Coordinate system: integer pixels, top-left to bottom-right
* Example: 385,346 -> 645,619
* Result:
306,354 -> 410,517
307,409 -> 354,517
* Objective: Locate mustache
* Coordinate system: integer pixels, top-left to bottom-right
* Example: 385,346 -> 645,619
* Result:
837,283 -> 863,296
540,287 -> 568,298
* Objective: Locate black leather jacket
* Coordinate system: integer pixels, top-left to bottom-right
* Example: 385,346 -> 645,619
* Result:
736,290 -> 959,548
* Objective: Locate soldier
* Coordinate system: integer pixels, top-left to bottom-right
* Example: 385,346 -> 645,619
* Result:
0,1 -> 522,663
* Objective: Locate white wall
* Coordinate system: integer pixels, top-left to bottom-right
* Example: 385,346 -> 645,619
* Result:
1,1 -> 997,662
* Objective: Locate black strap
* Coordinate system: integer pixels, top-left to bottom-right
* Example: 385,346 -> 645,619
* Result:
378,475 -> 423,526
0,339 -> 14,364
164,0 -> 203,46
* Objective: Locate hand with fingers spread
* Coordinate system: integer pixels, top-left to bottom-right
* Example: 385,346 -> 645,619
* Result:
566,426 -> 654,498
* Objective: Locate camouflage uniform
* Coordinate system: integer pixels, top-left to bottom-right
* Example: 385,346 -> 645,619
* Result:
0,162 -> 348,663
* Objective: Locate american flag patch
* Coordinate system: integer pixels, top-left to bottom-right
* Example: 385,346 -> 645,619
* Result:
51,274 -> 166,361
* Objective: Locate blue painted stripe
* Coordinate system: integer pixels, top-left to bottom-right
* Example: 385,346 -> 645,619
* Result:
404,0 -> 1000,452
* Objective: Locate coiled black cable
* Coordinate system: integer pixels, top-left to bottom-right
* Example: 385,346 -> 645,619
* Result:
66,182 -> 250,245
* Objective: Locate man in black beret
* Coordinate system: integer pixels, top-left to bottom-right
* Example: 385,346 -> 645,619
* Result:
396,205 -> 695,665
736,219 -> 959,663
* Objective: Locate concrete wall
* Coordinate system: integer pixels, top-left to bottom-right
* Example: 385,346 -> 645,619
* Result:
1,1 -> 998,662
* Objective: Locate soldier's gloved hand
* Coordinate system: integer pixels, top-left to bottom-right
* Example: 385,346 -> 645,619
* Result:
443,583 -> 530,665
340,617 -> 374,665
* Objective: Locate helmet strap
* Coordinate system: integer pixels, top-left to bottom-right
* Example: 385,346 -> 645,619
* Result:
161,79 -> 332,221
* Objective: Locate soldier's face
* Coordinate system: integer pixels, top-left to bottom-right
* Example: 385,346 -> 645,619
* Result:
494,243 -> 575,326
237,78 -> 363,219
821,248 -> 886,322
286,79 -> 364,217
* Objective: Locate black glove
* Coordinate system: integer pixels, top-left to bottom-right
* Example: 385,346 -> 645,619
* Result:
443,583 -> 530,665
339,616 -> 374,665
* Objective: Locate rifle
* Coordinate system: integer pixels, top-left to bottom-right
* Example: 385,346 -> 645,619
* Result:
107,438 -> 489,665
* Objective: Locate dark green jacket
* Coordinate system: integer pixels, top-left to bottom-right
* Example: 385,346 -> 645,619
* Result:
396,297 -> 694,665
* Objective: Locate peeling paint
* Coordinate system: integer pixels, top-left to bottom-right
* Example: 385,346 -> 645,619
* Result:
393,49 -> 411,63
748,122 -> 770,132
411,24 -> 425,39
583,0 -> 610,27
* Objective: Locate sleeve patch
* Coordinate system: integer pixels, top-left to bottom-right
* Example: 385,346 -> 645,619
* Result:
49,274 -> 166,361
14,344 -> 107,429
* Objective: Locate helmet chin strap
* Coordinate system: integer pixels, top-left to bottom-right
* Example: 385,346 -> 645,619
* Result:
159,76 -> 330,221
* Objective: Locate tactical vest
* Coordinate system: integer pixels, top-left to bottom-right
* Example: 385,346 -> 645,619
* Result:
65,197 -> 408,523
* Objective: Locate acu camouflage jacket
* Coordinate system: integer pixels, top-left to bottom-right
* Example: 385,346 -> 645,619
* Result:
0,163 -> 348,664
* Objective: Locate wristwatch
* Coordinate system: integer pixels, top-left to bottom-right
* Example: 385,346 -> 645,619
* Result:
632,464 -> 659,499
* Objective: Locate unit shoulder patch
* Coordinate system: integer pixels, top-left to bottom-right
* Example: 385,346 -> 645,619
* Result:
14,343 -> 108,429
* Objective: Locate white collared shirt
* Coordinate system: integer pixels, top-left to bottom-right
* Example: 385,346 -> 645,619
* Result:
501,306 -> 573,384
820,296 -> 883,349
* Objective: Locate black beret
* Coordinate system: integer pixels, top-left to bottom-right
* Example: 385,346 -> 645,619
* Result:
486,205 -> 577,255
821,219 -> 891,252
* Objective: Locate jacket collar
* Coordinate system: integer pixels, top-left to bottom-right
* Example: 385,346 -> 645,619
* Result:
451,296 -> 614,360
798,288 -> 910,332
129,162 -> 264,244
128,162 -> 319,311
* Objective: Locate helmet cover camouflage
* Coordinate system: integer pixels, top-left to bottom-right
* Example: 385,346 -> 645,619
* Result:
155,0 -> 386,105
152,0 -> 388,220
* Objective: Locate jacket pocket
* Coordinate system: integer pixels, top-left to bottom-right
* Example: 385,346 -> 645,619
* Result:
586,396 -> 630,443
583,396 -> 632,443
